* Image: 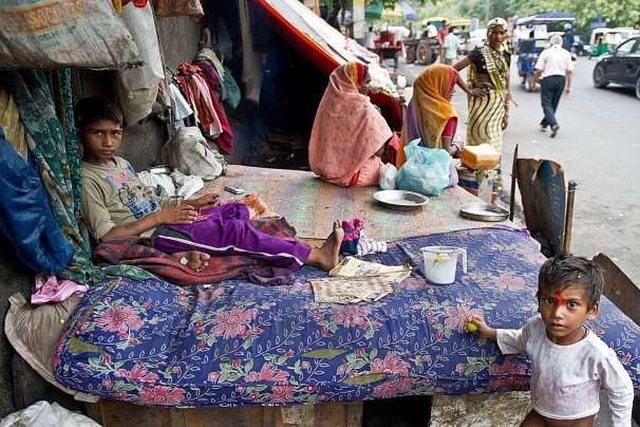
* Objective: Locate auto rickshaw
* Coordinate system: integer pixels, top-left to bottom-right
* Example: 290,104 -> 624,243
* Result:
588,27 -> 640,58
514,12 -> 575,92
448,18 -> 473,54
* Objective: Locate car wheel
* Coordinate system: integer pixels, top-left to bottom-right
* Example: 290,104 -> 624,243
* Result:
416,40 -> 432,65
636,76 -> 640,100
593,64 -> 609,88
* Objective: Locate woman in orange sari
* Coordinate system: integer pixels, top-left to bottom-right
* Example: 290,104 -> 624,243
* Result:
396,63 -> 479,168
309,62 -> 397,186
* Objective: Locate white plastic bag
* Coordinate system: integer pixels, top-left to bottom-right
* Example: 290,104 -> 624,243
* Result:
171,170 -> 205,199
0,401 -> 100,427
379,163 -> 397,190
137,171 -> 177,197
161,127 -> 225,181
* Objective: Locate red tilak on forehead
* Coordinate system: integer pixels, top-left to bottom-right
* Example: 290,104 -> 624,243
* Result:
554,291 -> 565,306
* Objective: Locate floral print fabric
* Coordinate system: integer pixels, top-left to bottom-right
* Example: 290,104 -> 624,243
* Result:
53,227 -> 640,406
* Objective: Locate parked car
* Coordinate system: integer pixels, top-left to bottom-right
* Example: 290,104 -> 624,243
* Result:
592,36 -> 640,99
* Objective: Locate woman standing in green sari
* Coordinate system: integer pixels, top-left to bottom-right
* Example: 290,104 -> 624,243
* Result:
454,17 -> 512,192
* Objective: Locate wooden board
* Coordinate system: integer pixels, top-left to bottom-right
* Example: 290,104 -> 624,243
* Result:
205,165 -> 498,240
88,400 -> 363,427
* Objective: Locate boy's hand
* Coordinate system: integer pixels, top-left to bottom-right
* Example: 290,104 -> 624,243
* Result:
465,314 -> 496,340
159,205 -> 199,225
189,193 -> 220,208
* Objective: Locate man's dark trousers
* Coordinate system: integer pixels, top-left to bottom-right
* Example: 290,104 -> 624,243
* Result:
539,75 -> 565,128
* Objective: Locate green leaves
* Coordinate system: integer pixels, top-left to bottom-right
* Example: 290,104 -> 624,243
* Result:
302,348 -> 347,359
366,0 -> 640,34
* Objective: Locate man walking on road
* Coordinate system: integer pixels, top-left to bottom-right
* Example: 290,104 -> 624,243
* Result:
531,34 -> 574,138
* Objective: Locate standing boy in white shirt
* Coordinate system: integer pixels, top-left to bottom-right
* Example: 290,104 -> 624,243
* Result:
467,255 -> 634,426
443,27 -> 460,65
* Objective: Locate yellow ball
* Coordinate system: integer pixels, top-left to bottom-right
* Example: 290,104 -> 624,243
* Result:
465,322 -> 478,333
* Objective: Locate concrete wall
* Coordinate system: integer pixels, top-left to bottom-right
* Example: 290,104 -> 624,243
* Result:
0,237 -> 33,418
0,14 -> 204,418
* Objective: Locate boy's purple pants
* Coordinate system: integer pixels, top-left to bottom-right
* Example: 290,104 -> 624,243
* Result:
153,203 -> 312,271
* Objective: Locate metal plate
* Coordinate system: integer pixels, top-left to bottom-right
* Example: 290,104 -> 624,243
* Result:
459,202 -> 509,222
373,190 -> 429,210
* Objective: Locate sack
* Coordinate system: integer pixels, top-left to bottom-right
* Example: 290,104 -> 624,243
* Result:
161,127 -> 226,180
0,1 -> 140,69
396,140 -> 450,196
115,1 -> 164,125
379,163 -> 397,190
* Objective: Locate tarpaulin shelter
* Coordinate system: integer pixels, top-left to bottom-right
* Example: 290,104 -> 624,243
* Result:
218,0 -> 402,164
253,0 -> 397,85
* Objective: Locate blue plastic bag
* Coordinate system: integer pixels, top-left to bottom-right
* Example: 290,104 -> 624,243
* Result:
396,139 -> 451,196
0,127 -> 74,275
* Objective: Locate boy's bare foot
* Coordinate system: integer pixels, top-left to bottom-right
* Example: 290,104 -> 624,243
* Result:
307,220 -> 344,271
172,251 -> 211,272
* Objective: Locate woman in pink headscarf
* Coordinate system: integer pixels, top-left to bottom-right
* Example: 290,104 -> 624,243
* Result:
308,62 -> 397,186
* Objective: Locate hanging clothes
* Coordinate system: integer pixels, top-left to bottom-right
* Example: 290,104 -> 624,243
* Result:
238,0 -> 262,104
174,63 -> 234,154
191,61 -> 235,153
167,82 -> 193,130
0,89 -> 27,157
194,47 -> 226,81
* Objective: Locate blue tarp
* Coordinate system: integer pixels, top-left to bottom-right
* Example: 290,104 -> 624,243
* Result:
398,1 -> 418,22
0,127 -> 74,275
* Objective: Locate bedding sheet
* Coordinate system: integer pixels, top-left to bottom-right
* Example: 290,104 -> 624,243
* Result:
53,227 -> 640,407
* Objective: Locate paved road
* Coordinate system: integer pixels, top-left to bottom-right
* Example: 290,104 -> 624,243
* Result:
398,56 -> 640,283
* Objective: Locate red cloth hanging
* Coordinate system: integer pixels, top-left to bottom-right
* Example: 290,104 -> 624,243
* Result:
175,63 -> 234,154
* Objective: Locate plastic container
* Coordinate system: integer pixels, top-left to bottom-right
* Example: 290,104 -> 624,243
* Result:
422,246 -> 467,285
460,144 -> 500,170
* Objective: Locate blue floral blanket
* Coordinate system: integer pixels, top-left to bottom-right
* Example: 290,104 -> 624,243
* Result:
53,227 -> 640,407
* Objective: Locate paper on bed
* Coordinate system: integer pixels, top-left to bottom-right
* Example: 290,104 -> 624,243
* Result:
328,256 -> 412,280
309,276 -> 394,304
310,257 -> 412,303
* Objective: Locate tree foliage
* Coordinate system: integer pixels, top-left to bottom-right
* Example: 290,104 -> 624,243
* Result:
365,0 -> 640,34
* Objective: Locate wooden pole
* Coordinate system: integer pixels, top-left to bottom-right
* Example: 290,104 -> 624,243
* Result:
509,144 -> 518,221
562,180 -> 578,254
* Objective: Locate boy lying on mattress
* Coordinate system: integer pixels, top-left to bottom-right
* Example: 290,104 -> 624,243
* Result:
76,97 -> 343,278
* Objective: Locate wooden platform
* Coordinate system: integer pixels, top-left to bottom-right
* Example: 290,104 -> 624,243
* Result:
206,165 -> 494,240
86,400 -> 362,427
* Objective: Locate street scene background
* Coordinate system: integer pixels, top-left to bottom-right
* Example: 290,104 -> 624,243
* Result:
397,54 -> 640,284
